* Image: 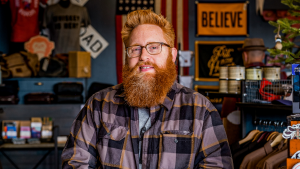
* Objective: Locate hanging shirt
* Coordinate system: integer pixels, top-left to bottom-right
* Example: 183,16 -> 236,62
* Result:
43,3 -> 90,54
10,0 -> 40,42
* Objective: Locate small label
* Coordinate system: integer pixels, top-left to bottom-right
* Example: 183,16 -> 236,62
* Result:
42,59 -> 49,71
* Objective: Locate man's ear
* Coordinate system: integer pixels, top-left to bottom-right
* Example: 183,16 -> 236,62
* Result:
171,48 -> 177,63
243,51 -> 248,62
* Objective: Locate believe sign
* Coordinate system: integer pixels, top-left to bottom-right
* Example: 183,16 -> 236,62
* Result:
196,2 -> 248,36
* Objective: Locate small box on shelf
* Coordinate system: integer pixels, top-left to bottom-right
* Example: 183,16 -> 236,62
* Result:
68,51 -> 91,78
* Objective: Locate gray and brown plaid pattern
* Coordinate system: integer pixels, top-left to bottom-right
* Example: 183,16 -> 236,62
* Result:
61,82 -> 233,169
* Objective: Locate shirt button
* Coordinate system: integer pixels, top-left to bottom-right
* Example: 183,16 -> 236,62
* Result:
174,139 -> 178,143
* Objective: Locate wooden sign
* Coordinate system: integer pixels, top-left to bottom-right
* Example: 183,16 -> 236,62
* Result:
196,2 -> 249,36
194,85 -> 222,104
24,35 -> 54,60
195,41 -> 244,82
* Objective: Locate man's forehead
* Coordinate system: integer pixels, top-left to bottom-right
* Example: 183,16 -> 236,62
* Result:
128,24 -> 166,46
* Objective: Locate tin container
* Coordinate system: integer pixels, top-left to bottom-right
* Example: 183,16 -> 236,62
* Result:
228,80 -> 241,94
219,66 -> 228,80
246,67 -> 262,80
229,66 -> 245,80
219,80 -> 228,93
263,66 -> 280,81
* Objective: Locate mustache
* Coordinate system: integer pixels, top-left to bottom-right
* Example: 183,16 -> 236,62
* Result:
130,61 -> 158,71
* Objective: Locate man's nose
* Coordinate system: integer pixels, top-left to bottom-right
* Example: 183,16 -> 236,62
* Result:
139,47 -> 149,61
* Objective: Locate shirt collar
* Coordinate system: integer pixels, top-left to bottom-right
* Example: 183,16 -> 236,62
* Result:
246,62 -> 265,68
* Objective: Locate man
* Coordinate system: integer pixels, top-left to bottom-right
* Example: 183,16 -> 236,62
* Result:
221,38 -> 268,144
61,9 -> 233,169
240,38 -> 267,68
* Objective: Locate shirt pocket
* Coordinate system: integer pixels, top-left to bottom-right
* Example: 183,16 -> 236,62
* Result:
97,122 -> 128,166
159,130 -> 194,169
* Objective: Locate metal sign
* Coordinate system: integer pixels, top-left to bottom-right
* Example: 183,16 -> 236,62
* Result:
80,25 -> 109,59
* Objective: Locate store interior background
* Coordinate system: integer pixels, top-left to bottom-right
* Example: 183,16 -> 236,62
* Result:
0,0 -> 280,88
0,0 -> 287,168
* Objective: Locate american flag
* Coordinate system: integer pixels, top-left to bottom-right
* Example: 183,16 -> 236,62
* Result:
116,0 -> 189,83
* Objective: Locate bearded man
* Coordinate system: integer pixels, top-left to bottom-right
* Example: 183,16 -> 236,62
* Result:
61,9 -> 233,169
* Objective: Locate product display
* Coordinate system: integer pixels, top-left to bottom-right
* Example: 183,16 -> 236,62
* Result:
43,2 -> 91,54
24,93 -> 55,104
9,0 -> 41,42
68,51 -> 91,78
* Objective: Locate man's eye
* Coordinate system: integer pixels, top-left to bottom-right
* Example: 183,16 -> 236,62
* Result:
132,47 -> 141,52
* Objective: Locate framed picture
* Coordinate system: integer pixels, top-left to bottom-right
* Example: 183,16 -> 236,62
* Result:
196,1 -> 249,37
195,40 -> 244,81
194,85 -> 222,104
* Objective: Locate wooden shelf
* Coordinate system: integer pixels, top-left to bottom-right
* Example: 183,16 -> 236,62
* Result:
0,143 -> 65,149
236,102 -> 292,111
206,92 -> 242,98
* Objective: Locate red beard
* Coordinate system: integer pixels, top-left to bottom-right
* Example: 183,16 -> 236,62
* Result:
122,55 -> 177,108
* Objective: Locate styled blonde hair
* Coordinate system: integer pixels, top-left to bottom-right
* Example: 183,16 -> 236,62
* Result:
121,9 -> 175,48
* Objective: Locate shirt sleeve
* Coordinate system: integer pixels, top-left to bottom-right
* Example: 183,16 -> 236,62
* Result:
61,101 -> 98,168
81,7 -> 91,27
42,6 -> 50,28
195,102 -> 233,169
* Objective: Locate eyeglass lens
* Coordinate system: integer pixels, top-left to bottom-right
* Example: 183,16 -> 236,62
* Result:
128,43 -> 162,57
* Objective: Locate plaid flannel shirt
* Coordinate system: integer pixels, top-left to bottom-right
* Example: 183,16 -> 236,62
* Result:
62,82 -> 233,169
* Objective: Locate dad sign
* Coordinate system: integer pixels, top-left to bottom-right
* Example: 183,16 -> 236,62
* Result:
196,2 -> 248,36
80,25 -> 109,59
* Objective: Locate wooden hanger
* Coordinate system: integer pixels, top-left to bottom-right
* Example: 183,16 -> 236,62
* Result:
270,133 -> 283,147
270,132 -> 279,141
267,132 -> 279,141
252,131 -> 264,142
239,130 -> 260,145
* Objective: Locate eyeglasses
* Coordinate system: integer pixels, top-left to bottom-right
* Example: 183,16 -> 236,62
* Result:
126,42 -> 170,58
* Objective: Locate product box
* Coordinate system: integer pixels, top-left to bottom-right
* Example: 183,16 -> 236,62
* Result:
41,117 -> 52,139
2,120 -> 19,139
292,64 -> 300,113
31,117 -> 42,138
20,120 -> 31,139
68,51 -> 91,78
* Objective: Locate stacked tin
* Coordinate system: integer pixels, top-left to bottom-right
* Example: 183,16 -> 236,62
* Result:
263,66 -> 281,81
228,66 -> 245,94
219,66 -> 245,94
245,67 -> 262,80
219,66 -> 228,93
245,66 -> 280,81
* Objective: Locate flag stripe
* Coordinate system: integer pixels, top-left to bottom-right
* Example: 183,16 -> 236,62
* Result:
116,15 -> 123,83
161,0 -> 166,17
122,15 -> 127,67
183,0 -> 189,50
183,0 -> 189,75
177,0 -> 183,50
166,0 -> 172,24
172,0 -> 177,48
155,0 -> 161,14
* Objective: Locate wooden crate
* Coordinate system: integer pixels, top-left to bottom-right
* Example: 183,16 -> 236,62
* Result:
68,51 -> 91,78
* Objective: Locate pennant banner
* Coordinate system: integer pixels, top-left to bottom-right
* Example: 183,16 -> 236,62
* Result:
196,2 -> 248,36
195,41 -> 244,82
116,0 -> 189,83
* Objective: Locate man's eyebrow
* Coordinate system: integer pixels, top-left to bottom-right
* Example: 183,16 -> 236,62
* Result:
129,42 -> 158,46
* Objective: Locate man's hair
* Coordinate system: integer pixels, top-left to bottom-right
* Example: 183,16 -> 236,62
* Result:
121,9 -> 175,48
247,50 -> 265,58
